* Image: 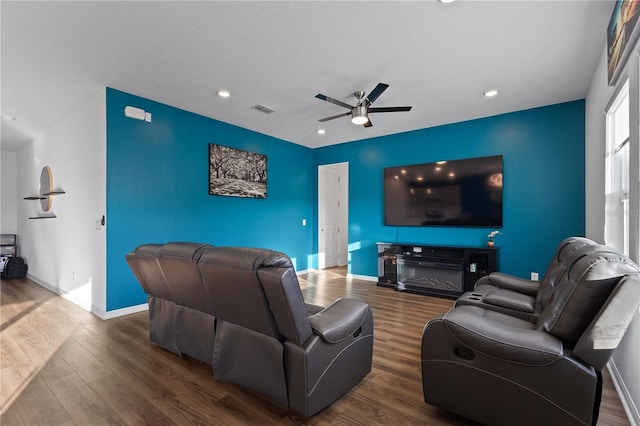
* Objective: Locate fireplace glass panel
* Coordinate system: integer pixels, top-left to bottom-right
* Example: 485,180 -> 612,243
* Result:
397,258 -> 464,293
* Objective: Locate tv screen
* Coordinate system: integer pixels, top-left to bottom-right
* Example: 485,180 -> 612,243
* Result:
384,155 -> 503,227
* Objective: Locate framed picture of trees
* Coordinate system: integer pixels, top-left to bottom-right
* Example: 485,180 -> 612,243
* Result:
209,144 -> 267,198
607,0 -> 640,85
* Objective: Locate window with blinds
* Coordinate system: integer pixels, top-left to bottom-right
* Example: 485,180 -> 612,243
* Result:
605,79 -> 630,255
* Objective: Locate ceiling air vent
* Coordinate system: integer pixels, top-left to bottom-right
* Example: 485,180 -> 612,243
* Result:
251,104 -> 276,114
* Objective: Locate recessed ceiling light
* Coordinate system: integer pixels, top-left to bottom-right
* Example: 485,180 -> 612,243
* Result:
217,90 -> 230,98
483,89 -> 499,97
0,115 -> 17,120
317,129 -> 326,135
438,0 -> 456,3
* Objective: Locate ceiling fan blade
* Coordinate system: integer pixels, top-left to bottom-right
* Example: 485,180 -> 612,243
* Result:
315,94 -> 353,110
368,106 -> 413,113
365,83 -> 389,105
318,111 -> 351,122
363,119 -> 373,128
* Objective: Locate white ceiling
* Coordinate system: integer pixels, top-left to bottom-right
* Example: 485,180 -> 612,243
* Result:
1,1 -> 614,152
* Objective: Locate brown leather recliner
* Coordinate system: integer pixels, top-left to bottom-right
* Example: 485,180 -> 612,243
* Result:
126,243 -> 374,417
455,237 -> 597,321
421,245 -> 640,426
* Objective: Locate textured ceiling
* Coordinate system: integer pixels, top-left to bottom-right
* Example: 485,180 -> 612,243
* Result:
1,1 -> 613,151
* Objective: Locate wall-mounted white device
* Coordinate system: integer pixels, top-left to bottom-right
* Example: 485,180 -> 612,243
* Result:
124,106 -> 152,122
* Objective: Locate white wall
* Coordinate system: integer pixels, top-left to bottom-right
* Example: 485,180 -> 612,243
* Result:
585,45 -> 640,425
16,89 -> 107,315
1,151 -> 18,235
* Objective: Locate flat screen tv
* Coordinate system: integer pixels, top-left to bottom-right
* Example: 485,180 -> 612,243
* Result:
384,155 -> 503,227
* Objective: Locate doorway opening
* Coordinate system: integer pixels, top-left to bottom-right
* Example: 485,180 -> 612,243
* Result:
318,163 -> 348,270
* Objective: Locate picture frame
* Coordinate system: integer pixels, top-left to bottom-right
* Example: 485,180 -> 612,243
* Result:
209,143 -> 267,198
607,0 -> 640,86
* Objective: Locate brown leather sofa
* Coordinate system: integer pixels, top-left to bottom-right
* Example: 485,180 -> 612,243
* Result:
421,244 -> 640,425
126,242 -> 374,417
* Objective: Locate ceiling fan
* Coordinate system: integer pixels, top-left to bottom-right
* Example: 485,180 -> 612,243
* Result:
315,83 -> 412,127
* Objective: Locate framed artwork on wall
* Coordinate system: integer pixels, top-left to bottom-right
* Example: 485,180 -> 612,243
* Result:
607,0 -> 640,86
209,143 -> 267,198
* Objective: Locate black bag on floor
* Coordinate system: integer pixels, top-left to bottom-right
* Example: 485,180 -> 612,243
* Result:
2,257 -> 28,279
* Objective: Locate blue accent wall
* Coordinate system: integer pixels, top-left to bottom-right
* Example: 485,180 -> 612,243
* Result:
106,88 -> 314,311
106,88 -> 585,311
313,100 -> 586,279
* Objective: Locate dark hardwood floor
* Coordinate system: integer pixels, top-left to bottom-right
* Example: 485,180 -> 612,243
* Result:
0,268 -> 631,425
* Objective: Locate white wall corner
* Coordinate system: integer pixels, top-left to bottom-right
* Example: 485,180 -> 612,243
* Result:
17,88 -> 107,314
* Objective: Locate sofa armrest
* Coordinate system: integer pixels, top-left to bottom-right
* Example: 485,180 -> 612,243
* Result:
483,288 -> 536,313
308,298 -> 370,344
442,307 -> 563,365
478,272 -> 540,296
305,302 -> 325,315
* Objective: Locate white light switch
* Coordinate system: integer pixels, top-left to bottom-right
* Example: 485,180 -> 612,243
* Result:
531,272 -> 539,281
302,219 -> 307,226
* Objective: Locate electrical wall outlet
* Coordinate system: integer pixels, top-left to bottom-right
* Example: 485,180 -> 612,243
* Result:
531,272 -> 539,281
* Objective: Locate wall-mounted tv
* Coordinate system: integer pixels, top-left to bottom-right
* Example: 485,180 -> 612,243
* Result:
384,155 -> 503,227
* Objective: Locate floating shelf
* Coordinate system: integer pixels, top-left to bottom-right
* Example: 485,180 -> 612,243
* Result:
24,167 -> 65,219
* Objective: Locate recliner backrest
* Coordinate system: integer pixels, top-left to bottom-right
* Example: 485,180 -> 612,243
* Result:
197,246 -> 284,339
156,242 -> 214,315
258,265 -> 314,346
129,243 -> 172,300
534,237 -> 596,311
537,246 -> 640,349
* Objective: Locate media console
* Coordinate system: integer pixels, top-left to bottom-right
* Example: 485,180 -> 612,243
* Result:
377,242 -> 498,299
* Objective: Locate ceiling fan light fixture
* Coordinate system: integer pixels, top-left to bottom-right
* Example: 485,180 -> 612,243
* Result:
351,105 -> 369,125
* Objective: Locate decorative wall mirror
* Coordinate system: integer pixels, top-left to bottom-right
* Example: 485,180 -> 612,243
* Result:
40,166 -> 54,211
23,166 -> 65,219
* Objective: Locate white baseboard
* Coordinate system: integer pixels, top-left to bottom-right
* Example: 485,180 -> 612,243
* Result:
297,269 -> 377,283
608,361 -> 639,426
27,272 -> 94,312
347,273 -> 377,282
93,303 -> 149,320
26,273 -> 148,320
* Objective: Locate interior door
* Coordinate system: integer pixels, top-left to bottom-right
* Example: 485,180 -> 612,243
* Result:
318,165 -> 340,269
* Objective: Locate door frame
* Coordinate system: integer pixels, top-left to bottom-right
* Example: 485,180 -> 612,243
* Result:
318,162 -> 349,269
